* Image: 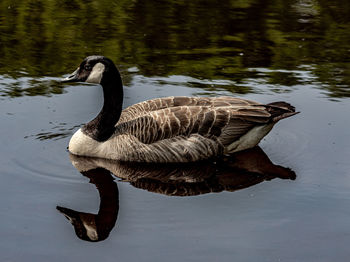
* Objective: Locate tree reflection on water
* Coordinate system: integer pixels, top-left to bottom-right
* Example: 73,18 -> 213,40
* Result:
0,0 -> 349,98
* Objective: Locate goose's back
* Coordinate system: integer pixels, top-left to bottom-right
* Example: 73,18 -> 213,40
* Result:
118,96 -> 270,144
118,96 -> 260,123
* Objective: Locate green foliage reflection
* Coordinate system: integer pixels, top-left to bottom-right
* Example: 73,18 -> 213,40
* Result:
0,0 -> 350,97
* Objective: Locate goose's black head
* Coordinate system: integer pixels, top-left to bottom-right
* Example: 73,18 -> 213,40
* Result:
62,56 -> 123,142
62,55 -> 119,85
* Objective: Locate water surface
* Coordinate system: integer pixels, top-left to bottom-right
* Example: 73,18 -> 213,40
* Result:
1,0 -> 350,261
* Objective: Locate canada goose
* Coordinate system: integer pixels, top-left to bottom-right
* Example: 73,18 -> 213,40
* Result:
62,56 -> 298,163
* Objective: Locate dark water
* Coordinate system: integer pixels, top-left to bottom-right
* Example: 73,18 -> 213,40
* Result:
1,0 -> 350,261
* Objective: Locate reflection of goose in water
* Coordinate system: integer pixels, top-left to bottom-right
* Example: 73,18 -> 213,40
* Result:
70,146 -> 295,197
57,168 -> 118,242
58,146 -> 295,242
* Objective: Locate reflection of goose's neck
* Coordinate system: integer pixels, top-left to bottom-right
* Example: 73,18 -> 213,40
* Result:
82,69 -> 124,142
92,168 -> 119,230
57,168 -> 119,242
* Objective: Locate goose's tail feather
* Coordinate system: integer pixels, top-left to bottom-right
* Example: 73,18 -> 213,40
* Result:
265,102 -> 299,122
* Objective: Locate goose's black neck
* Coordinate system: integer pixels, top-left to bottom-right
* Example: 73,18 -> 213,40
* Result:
82,68 -> 123,142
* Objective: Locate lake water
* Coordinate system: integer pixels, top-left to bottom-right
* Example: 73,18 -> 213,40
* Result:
1,0 -> 350,261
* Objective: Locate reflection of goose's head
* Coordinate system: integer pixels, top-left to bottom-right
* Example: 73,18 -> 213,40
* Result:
57,206 -> 100,242
57,168 -> 119,242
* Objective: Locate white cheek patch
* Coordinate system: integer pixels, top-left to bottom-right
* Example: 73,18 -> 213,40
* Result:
86,62 -> 105,83
83,221 -> 98,241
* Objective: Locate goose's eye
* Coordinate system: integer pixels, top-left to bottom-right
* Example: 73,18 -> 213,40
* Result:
84,65 -> 92,71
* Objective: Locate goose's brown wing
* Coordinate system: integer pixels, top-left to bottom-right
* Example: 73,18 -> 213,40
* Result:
112,105 -> 272,162
118,96 -> 260,123
117,105 -> 271,145
114,98 -> 297,162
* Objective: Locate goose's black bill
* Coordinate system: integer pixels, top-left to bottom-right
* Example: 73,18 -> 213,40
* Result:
62,68 -> 80,83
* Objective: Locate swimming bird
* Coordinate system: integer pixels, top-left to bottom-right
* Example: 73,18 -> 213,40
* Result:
62,55 -> 298,163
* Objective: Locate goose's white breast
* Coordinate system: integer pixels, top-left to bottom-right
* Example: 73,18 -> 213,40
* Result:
69,128 -> 101,156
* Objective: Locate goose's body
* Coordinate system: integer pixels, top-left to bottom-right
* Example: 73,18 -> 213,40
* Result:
63,56 -> 298,163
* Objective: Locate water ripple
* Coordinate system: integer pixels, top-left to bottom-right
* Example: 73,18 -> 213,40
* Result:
12,153 -> 82,184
